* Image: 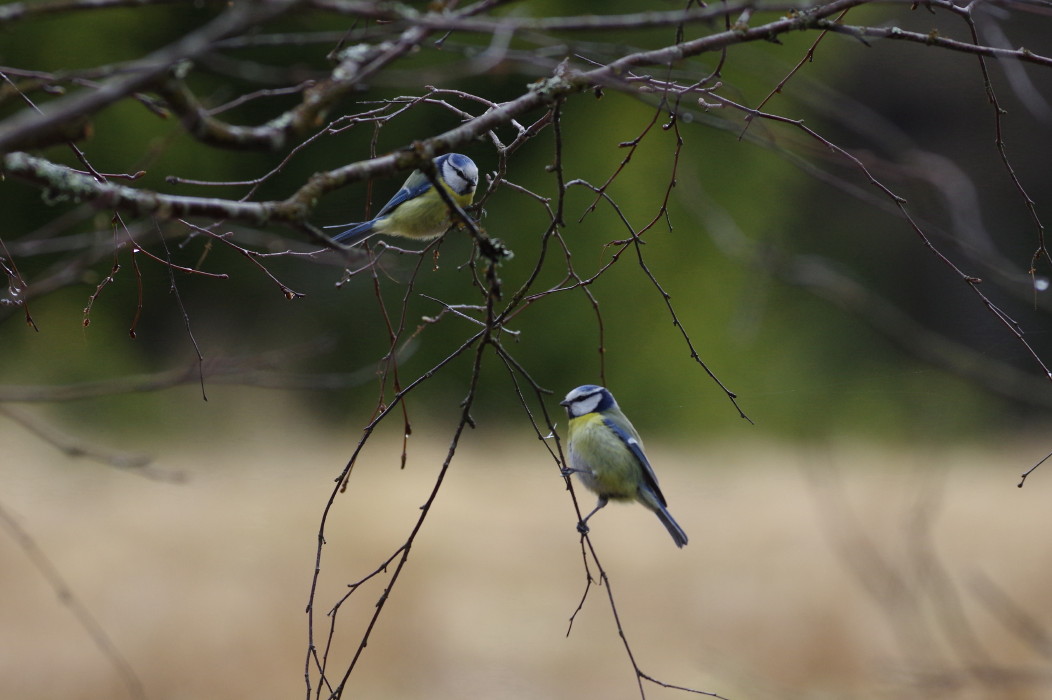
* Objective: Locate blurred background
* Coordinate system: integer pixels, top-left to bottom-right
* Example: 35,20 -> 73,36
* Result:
2,1 -> 1052,698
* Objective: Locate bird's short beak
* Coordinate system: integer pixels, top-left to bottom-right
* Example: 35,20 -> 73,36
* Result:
558,399 -> 569,407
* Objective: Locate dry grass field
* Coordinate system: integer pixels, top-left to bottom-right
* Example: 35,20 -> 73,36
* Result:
3,410 -> 1052,700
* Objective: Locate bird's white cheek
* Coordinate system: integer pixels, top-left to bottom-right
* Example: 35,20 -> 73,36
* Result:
571,394 -> 602,416
452,173 -> 474,195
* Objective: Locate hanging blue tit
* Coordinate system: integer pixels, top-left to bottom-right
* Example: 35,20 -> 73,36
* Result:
325,153 -> 479,247
560,385 -> 688,548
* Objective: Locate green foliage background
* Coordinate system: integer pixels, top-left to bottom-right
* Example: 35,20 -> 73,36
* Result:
2,1 -> 1050,447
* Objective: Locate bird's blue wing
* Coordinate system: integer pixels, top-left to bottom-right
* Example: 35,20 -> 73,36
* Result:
600,416 -> 668,507
374,170 -> 433,218
324,170 -> 435,245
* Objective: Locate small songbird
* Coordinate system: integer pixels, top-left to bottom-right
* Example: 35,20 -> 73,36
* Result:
560,385 -> 688,548
325,153 -> 479,247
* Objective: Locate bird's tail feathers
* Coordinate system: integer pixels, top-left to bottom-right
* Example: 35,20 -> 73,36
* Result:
639,486 -> 688,548
655,507 -> 688,548
329,220 -> 375,245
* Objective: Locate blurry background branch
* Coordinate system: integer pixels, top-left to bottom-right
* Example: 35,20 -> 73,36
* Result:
0,404 -> 155,472
0,338 -> 408,402
694,190 -> 1052,409
806,462 -> 1052,695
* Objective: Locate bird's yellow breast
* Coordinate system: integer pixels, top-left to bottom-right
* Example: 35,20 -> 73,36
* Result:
376,184 -> 473,240
567,413 -> 642,500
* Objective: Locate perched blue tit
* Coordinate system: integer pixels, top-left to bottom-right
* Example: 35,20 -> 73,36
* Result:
325,153 -> 479,247
560,385 -> 688,548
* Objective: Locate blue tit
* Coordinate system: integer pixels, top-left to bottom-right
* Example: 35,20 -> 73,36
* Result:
560,385 -> 688,548
325,153 -> 479,247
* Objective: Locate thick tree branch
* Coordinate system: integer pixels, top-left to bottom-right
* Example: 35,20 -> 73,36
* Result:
2,151 -> 281,223
0,0 -> 302,154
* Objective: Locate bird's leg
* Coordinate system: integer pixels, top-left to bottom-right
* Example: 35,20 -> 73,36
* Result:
560,465 -> 586,478
577,497 -> 608,535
